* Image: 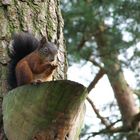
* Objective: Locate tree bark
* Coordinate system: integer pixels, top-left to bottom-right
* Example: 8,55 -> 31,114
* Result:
95,28 -> 139,140
0,0 -> 67,139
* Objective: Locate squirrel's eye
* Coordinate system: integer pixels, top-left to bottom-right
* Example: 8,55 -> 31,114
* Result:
44,48 -> 48,52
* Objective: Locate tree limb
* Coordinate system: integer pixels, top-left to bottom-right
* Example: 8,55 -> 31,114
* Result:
84,112 -> 140,140
77,35 -> 87,51
88,58 -> 103,69
85,126 -> 131,140
87,68 -> 105,93
86,97 -> 110,127
131,112 -> 140,130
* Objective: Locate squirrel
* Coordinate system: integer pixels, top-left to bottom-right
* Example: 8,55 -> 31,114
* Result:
8,32 -> 58,89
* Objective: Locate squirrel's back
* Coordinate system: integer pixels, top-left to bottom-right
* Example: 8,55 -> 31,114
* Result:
8,32 -> 39,89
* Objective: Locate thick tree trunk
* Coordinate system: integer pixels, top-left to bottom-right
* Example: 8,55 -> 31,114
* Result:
0,0 -> 67,139
95,29 -> 139,140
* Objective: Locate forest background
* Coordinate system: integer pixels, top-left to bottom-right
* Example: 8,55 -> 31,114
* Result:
61,0 -> 140,140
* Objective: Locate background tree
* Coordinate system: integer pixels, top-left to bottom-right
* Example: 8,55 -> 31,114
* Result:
61,0 -> 140,140
0,0 -> 68,139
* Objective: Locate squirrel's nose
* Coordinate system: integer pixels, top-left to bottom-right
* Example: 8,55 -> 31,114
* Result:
50,58 -> 54,62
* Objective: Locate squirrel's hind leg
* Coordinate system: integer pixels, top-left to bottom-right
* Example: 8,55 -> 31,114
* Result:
16,61 -> 33,86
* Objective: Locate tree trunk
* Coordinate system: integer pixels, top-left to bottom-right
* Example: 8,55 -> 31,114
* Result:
0,0 -> 68,139
95,28 -> 139,140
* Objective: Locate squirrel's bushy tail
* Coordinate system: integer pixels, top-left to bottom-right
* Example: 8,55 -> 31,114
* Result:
8,32 -> 39,89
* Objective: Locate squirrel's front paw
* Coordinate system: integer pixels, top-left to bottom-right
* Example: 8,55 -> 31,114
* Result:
31,80 -> 42,85
51,64 -> 58,69
47,64 -> 58,69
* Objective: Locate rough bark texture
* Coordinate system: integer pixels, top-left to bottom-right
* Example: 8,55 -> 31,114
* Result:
95,29 -> 139,140
0,0 -> 67,139
3,81 -> 87,140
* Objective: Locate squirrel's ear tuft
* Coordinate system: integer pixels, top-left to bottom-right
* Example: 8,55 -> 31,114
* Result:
38,36 -> 47,49
40,36 -> 47,44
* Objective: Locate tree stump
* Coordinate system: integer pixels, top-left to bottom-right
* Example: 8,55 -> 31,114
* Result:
2,80 -> 87,140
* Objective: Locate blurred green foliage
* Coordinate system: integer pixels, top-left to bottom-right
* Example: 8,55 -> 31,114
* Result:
61,0 -> 140,84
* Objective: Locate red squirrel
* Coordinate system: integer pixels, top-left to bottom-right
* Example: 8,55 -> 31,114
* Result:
8,32 -> 58,89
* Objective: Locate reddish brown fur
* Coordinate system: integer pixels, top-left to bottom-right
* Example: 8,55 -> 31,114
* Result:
15,50 -> 57,86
